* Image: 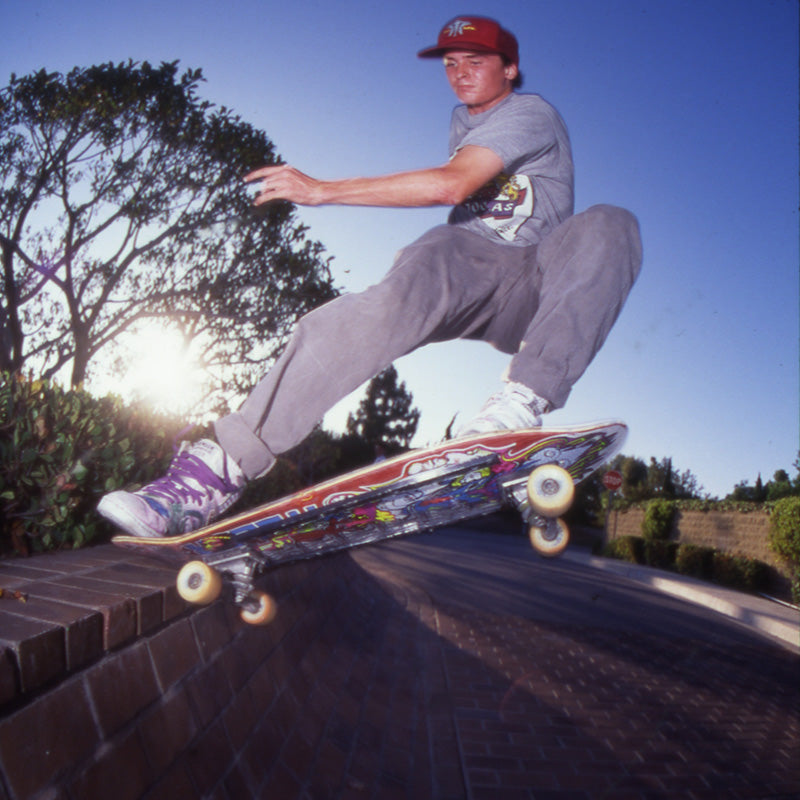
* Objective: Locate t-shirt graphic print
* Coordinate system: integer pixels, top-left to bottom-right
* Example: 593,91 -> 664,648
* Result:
466,172 -> 534,241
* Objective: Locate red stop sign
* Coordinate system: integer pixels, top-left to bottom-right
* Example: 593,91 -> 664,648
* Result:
602,470 -> 623,492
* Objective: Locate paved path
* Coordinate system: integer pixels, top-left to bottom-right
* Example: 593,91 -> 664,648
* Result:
350,527 -> 799,800
3,524 -> 795,799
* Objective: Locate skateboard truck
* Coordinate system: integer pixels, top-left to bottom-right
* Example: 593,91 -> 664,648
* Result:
177,546 -> 277,625
502,463 -> 574,557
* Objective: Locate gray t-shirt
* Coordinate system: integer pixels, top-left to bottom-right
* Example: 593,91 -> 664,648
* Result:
447,92 -> 574,246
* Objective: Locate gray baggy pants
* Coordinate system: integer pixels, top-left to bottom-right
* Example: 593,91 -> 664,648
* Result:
215,204 -> 642,478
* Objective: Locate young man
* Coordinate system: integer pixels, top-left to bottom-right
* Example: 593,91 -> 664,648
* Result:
98,16 -> 642,539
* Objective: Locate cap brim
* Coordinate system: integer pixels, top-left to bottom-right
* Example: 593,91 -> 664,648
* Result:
417,42 -> 501,59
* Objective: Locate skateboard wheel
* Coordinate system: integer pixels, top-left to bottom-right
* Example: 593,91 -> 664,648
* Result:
176,561 -> 223,605
529,517 -> 570,557
239,591 -> 276,626
526,464 -> 574,517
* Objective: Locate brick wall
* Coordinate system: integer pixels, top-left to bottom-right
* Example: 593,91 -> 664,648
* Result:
608,507 -> 791,579
0,544 -> 463,800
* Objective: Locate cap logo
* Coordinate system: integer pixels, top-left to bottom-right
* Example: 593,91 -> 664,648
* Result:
418,16 -> 517,64
443,19 -> 476,37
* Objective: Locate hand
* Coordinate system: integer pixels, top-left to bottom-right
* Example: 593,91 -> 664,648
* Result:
244,164 -> 323,207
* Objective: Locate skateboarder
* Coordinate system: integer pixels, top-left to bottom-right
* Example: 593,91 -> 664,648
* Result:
98,15 -> 642,539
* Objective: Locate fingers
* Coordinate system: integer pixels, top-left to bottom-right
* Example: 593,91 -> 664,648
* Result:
244,164 -> 319,206
243,164 -> 281,185
244,165 -> 284,206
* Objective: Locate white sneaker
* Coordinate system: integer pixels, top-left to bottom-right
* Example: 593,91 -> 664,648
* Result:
458,382 -> 549,437
98,439 -> 246,538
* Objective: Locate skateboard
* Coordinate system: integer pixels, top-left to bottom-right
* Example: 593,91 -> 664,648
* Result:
112,421 -> 626,624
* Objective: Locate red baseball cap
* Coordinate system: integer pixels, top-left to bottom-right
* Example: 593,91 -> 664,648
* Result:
417,16 -> 519,65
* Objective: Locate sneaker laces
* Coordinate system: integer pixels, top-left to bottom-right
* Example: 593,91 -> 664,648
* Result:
142,447 -> 239,507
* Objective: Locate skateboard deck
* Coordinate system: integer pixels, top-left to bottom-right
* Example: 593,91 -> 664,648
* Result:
112,421 -> 626,624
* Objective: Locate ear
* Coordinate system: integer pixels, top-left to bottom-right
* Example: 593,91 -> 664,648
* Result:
504,62 -> 519,84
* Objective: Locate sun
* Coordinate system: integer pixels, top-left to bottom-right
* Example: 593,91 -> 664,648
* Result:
112,323 -> 208,415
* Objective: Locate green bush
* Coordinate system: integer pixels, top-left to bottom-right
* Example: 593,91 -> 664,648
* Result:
641,499 -> 676,542
644,539 -> 679,570
711,552 -> 770,593
768,496 -> 800,603
603,535 -> 644,564
0,373 -> 183,554
602,534 -> 772,596
675,543 -> 715,579
769,496 -> 800,565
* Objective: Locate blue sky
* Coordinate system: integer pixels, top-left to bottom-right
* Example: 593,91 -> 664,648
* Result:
3,0 -> 798,498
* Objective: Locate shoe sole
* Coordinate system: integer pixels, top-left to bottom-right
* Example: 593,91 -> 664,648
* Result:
97,494 -> 167,539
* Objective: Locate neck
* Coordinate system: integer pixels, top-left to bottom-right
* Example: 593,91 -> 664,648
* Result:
466,87 -> 513,115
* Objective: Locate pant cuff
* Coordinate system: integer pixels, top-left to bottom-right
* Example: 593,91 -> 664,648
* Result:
214,413 -> 276,480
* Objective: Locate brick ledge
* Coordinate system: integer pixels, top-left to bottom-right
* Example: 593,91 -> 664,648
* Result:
2,543 -> 213,705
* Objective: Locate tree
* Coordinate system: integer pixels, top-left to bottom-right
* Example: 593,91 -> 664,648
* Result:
345,365 -> 420,456
610,454 -> 703,501
728,460 -> 800,502
0,62 -> 337,414
766,466 -> 799,502
618,454 -> 649,500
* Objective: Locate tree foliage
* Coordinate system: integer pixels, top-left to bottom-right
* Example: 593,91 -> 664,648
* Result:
345,365 -> 420,455
726,459 -> 800,502
0,372 -> 182,554
769,495 -> 800,603
0,61 -> 337,414
611,454 -> 703,502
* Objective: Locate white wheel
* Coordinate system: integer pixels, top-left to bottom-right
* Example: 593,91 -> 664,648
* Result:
239,591 -> 276,626
529,517 -> 570,558
526,464 -> 575,517
177,561 -> 223,605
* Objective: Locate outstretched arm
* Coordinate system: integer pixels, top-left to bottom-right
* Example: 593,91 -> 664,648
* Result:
246,145 -> 504,209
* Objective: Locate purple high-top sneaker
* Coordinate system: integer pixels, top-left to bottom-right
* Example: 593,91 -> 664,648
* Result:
97,439 -> 246,538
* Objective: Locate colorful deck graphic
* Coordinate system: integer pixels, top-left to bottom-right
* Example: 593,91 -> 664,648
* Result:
113,422 -> 626,571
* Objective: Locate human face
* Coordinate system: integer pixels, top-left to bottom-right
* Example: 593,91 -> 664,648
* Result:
443,51 -> 518,115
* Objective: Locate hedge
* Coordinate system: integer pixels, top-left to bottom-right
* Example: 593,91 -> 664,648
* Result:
602,535 -> 770,594
769,496 -> 800,603
0,373 -> 184,555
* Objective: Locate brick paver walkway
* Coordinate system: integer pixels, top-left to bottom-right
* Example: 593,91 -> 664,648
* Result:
1,526 -> 797,799
353,529 -> 800,800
